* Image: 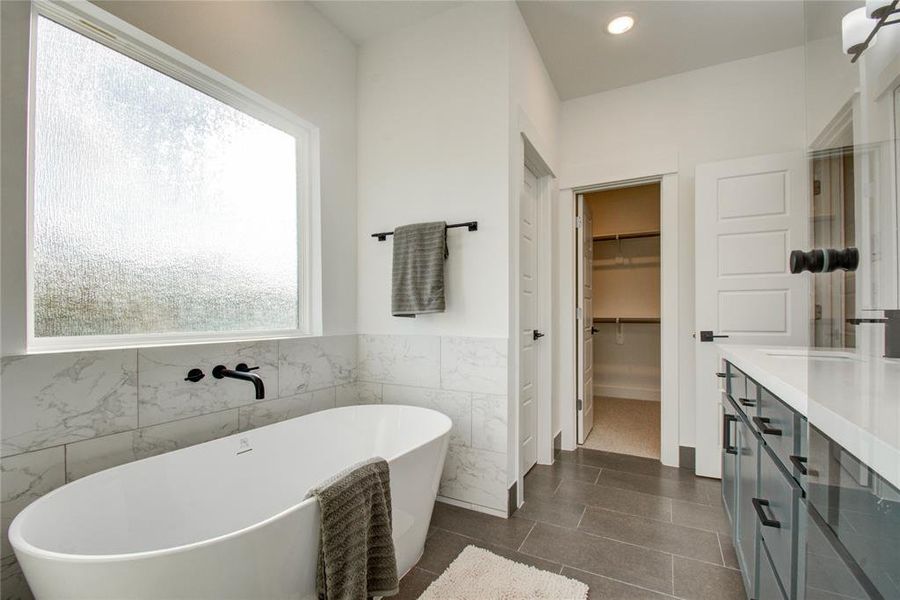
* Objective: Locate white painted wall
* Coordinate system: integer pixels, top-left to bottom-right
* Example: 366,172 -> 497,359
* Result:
1,0 -> 359,351
559,47 -> 807,447
356,2 -> 559,504
356,2 -> 511,339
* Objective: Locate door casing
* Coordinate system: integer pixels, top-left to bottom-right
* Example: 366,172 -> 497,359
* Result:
561,173 -> 680,467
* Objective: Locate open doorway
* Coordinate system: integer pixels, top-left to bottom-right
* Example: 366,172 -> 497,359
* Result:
577,182 -> 662,459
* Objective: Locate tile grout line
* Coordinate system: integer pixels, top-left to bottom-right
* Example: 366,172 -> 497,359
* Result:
559,563 -> 679,599
568,525 -> 733,569
516,521 -> 536,553
671,553 -> 676,596
716,532 -> 726,567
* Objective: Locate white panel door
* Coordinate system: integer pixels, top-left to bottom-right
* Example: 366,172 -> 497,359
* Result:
520,166 -> 539,475
695,152 -> 809,477
576,195 -> 594,444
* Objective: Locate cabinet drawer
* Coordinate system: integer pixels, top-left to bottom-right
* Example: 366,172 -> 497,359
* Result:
757,445 -> 801,598
756,388 -> 799,469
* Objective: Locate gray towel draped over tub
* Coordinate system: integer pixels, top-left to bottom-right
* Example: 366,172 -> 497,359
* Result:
391,221 -> 448,317
305,458 -> 399,600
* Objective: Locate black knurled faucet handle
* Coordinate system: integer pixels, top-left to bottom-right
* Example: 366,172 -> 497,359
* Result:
235,363 -> 259,373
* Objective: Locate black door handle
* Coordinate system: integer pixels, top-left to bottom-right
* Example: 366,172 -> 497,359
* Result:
752,498 -> 781,528
591,326 -> 600,335
700,330 -> 730,342
722,413 -> 737,455
752,416 -> 782,436
533,330 -> 545,340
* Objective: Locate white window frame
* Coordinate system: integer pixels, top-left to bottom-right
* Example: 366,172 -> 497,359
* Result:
24,0 -> 322,353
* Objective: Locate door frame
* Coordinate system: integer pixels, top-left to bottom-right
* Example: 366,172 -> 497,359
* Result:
559,172 -> 680,467
510,127 -> 555,511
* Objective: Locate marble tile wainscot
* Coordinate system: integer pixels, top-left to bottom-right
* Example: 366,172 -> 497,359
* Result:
0,334 -> 362,600
358,334 -> 509,516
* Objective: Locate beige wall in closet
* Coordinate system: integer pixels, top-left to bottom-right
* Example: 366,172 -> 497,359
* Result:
588,184 -> 661,402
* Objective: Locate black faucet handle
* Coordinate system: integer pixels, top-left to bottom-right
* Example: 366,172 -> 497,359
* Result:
184,368 -> 205,383
235,363 -> 259,373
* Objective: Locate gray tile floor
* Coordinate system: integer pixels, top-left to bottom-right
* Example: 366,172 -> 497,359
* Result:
398,447 -> 746,600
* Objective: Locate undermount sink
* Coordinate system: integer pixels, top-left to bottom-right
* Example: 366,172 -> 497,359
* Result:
761,349 -> 861,362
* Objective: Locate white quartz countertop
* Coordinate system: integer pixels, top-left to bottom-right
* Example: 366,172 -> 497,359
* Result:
718,345 -> 900,490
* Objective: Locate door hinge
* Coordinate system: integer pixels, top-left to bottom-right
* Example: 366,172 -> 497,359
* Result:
577,398 -> 583,411
575,216 -> 583,228
576,307 -> 583,320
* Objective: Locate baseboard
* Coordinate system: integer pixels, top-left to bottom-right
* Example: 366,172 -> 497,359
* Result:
679,446 -> 696,471
436,495 -> 507,519
593,384 -> 661,402
507,481 -> 517,517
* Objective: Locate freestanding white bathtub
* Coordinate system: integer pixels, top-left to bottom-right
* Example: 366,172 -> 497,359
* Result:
10,404 -> 451,600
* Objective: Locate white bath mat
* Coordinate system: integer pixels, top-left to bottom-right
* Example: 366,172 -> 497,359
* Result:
418,545 -> 589,600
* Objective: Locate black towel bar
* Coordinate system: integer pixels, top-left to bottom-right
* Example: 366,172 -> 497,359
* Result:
371,221 -> 478,241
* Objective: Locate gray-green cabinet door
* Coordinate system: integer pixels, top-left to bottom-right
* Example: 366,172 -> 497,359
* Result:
736,415 -> 760,599
758,539 -> 788,600
722,396 -> 739,526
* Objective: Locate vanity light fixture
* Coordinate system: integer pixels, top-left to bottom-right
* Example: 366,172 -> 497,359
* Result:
843,1 -> 898,62
607,15 -> 635,35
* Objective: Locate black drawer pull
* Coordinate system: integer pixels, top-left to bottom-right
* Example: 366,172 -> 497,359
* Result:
723,413 -> 737,455
789,455 -> 808,475
752,498 -> 781,528
752,416 -> 782,436
739,398 -> 756,407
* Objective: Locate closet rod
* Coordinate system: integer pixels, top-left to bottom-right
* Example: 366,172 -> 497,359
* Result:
593,230 -> 660,242
372,221 -> 478,242
593,317 -> 661,324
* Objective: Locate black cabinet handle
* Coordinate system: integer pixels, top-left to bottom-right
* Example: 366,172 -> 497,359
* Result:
752,498 -> 781,528
789,455 -> 808,476
722,413 -> 737,455
739,398 -> 756,408
752,416 -> 782,436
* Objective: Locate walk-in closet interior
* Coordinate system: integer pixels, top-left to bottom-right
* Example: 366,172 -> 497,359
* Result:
584,182 -> 662,459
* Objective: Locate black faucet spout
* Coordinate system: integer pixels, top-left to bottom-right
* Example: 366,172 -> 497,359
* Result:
212,364 -> 265,399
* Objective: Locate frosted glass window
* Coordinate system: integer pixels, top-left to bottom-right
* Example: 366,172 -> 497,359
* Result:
32,16 -> 302,339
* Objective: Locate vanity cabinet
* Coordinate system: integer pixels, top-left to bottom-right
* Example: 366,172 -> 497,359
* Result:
720,360 -> 893,600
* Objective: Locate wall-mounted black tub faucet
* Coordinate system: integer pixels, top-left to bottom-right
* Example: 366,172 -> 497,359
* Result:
212,363 -> 265,399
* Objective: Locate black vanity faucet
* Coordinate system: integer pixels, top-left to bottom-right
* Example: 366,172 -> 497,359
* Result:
212,363 -> 265,399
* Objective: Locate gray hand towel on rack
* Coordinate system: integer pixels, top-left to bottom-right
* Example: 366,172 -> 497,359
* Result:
306,457 -> 399,600
391,221 -> 448,317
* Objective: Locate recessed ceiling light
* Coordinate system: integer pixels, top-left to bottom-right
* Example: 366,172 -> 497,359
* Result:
607,15 -> 635,35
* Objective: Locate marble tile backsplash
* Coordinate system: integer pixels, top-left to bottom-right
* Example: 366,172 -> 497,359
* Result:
0,351 -> 137,457
358,334 -> 509,513
137,341 -> 279,427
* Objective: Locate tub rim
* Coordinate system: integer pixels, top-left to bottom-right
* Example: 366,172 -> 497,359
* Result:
9,404 -> 452,564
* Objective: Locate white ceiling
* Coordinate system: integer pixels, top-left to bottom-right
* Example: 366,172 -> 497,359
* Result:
310,1 -> 458,45
518,1 -> 806,100
312,0 -> 809,101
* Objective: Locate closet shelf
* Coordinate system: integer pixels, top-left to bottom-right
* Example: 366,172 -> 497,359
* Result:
593,316 -> 661,324
593,230 -> 660,242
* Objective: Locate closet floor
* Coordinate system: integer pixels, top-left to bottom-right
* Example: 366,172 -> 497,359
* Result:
582,397 -> 660,459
